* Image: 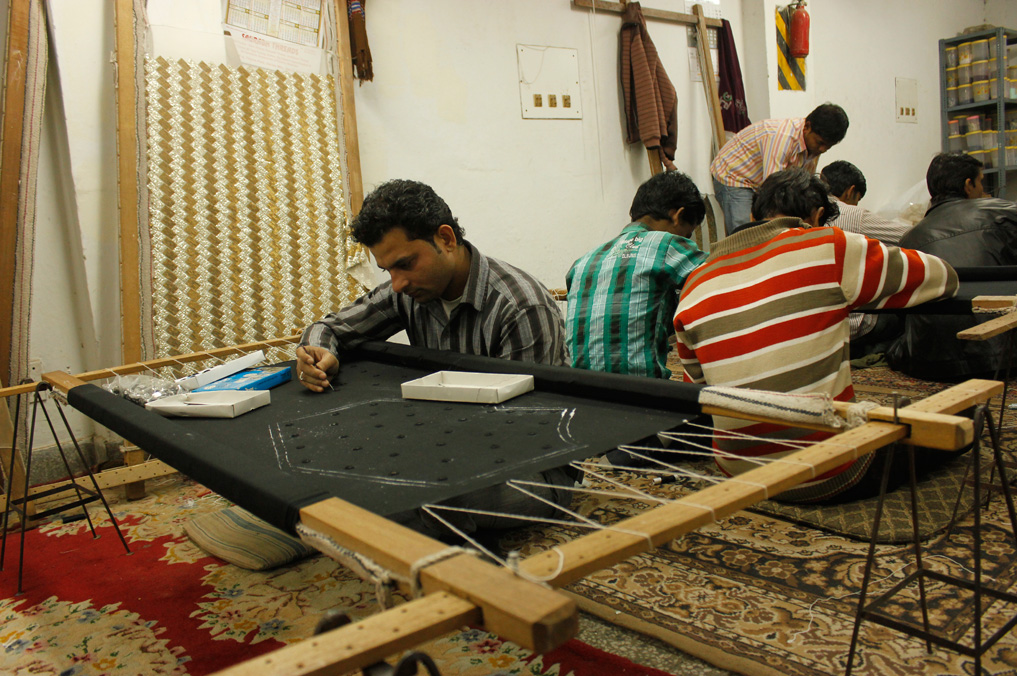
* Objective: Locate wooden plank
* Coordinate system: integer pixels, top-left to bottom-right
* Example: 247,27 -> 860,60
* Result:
646,147 -> 662,175
572,0 -> 722,28
122,445 -> 147,500
26,458 -> 175,505
41,371 -> 86,392
299,498 -> 577,653
114,0 -> 142,363
829,403 -> 972,450
0,336 -> 303,397
0,0 -> 30,389
208,592 -> 480,676
693,4 -> 727,151
958,312 -> 1017,341
333,0 -> 364,216
702,402 -> 972,450
0,395 -> 32,520
894,378 -> 1004,415
972,295 -> 1017,310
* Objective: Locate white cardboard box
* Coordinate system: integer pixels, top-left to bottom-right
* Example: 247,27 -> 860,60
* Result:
175,350 -> 265,391
401,371 -> 534,404
145,389 -> 270,418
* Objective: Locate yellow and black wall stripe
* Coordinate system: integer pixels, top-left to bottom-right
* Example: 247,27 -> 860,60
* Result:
775,5 -> 806,91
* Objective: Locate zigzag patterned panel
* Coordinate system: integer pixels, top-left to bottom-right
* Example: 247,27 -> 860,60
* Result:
144,56 -> 365,359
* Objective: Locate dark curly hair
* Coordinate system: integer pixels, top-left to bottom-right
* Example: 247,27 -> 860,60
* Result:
352,179 -> 464,247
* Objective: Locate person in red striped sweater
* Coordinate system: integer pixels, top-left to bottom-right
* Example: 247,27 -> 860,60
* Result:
674,169 -> 959,503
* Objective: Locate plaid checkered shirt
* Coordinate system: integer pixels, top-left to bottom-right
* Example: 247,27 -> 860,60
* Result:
566,223 -> 706,379
710,117 -> 819,189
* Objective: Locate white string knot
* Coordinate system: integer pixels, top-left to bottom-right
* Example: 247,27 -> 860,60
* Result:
408,547 -> 477,598
296,522 -> 400,609
844,400 -> 880,429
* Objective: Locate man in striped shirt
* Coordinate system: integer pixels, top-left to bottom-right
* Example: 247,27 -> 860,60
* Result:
566,170 -> 707,379
675,169 -> 958,503
296,179 -> 571,536
710,103 -> 849,234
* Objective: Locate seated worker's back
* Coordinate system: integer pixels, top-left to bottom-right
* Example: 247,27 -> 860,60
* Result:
567,171 -> 707,379
675,169 -> 957,503
887,152 -> 1017,380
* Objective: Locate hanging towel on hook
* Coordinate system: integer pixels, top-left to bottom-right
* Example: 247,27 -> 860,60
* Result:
717,19 -> 750,133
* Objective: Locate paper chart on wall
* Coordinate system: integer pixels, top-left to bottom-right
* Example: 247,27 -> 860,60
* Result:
223,0 -> 325,48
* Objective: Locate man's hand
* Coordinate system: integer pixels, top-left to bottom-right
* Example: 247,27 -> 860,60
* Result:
296,345 -> 339,392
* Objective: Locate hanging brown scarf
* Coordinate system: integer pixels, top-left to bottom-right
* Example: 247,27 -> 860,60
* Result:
347,0 -> 373,82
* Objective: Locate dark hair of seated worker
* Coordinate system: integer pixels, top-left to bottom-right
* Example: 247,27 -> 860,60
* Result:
820,160 -> 867,201
352,179 -> 465,248
629,170 -> 707,226
925,151 -> 984,203
749,168 -> 839,226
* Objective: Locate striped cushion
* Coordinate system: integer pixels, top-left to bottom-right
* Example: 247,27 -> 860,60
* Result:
184,506 -> 316,570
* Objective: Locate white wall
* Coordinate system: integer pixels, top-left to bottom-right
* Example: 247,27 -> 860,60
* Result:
745,0 -> 989,212
353,0 -> 745,288
985,0 -> 1017,29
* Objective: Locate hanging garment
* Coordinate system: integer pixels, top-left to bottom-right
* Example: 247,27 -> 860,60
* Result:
716,19 -> 750,133
348,0 -> 373,82
620,2 -> 677,170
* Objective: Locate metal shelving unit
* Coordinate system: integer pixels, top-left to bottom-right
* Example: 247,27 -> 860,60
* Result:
940,27 -> 1017,197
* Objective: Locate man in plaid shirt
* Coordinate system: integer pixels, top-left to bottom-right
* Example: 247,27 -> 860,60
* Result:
711,103 -> 849,234
566,171 -> 707,380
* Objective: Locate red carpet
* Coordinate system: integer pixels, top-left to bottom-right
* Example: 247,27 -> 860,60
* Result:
0,477 -> 674,675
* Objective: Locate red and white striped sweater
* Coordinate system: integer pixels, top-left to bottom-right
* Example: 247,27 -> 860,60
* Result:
674,218 -> 958,501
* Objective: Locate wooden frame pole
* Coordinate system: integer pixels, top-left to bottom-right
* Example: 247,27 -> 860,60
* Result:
114,0 -> 142,364
0,0 -> 34,517
332,0 -> 364,216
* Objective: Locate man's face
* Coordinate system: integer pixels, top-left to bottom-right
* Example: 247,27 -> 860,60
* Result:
803,122 -> 832,157
369,227 -> 456,303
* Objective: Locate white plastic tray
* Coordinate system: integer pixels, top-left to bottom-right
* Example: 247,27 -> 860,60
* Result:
145,389 -> 270,418
400,371 -> 534,404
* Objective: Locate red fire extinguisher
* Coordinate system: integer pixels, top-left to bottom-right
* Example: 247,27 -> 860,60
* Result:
789,1 -> 810,58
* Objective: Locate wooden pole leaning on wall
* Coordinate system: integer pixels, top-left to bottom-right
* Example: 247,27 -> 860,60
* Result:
0,0 -> 36,520
114,0 -> 143,365
332,0 -> 365,216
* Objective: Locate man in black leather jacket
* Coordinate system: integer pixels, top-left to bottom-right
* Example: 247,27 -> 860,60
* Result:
887,152 -> 1017,380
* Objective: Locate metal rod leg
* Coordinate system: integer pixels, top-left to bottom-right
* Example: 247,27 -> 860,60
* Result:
52,397 -> 130,554
907,444 -> 932,652
15,392 -> 42,594
38,396 -> 99,537
0,393 -> 23,571
845,444 -> 898,676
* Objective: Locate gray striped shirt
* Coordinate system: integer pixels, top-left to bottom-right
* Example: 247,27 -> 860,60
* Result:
302,242 -> 566,366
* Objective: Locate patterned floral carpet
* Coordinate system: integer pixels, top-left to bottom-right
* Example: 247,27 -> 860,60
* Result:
0,477 -> 671,676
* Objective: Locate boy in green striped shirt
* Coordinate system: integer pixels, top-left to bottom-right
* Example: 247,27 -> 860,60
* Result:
566,171 -> 708,379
